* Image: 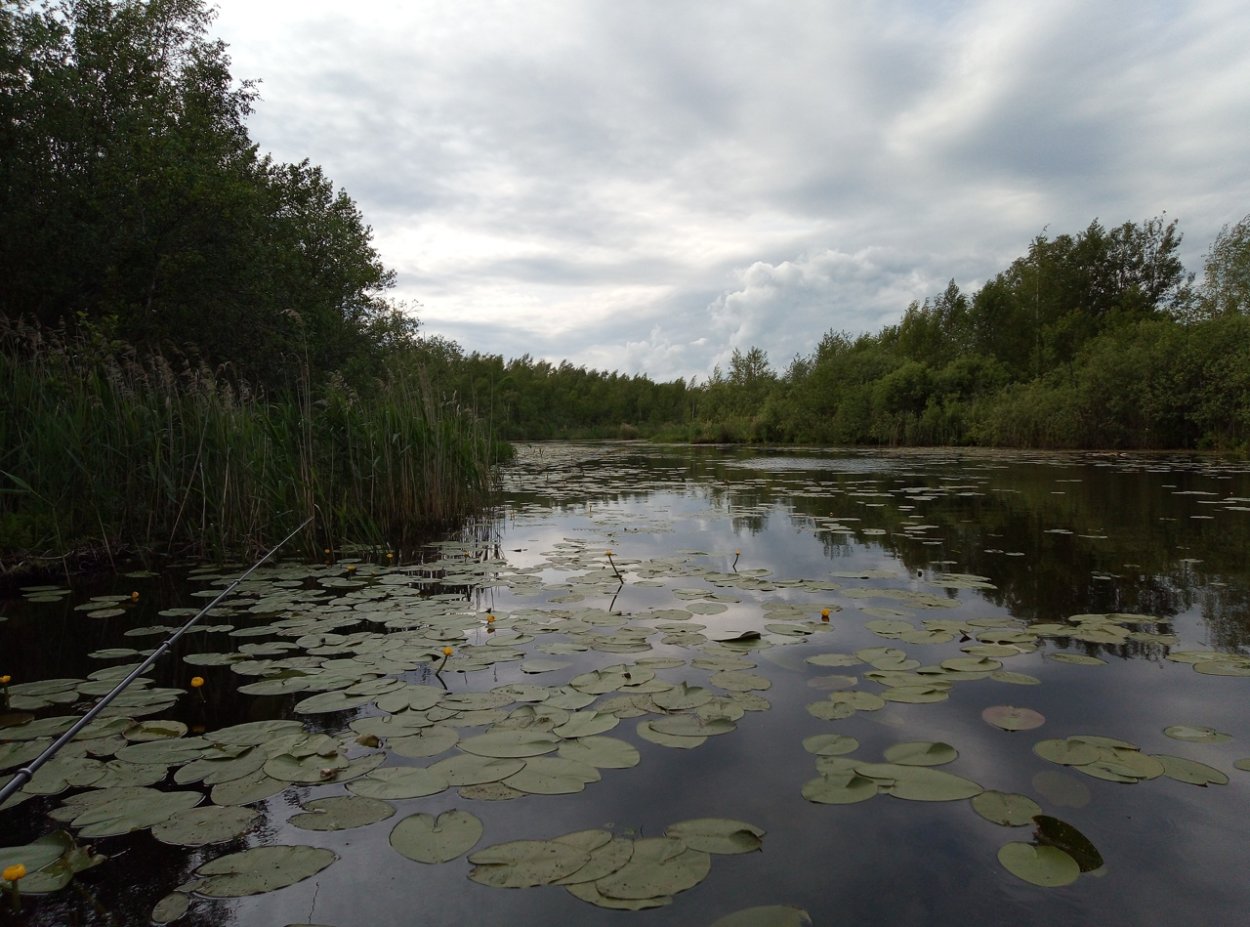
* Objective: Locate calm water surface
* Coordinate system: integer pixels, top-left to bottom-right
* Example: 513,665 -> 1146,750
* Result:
3,444 -> 1249,926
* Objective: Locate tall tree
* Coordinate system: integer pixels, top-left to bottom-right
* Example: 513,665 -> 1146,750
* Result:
0,0 -> 402,388
1194,213 -> 1250,319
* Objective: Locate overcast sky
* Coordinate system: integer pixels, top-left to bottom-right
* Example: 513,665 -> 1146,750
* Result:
211,0 -> 1250,382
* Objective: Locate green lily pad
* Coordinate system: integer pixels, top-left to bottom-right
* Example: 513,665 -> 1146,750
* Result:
151,892 -> 190,924
882,741 -> 958,766
665,818 -> 764,855
388,726 -> 460,759
593,837 -> 710,900
290,796 -> 395,831
210,769 -> 287,806
971,790 -> 1043,826
636,721 -> 707,749
504,756 -> 601,794
1033,739 -> 1101,766
855,763 -> 982,801
427,754 -> 526,786
1155,754 -> 1229,786
390,809 -> 484,863
151,806 -> 260,846
553,833 -> 634,885
347,766 -> 450,799
710,905 -> 814,927
801,770 -> 880,804
802,734 -> 860,756
0,831 -> 103,895
72,787 -> 203,837
997,842 -> 1080,887
468,839 -> 590,888
1163,725 -> 1231,743
982,706 -> 1046,731
557,735 -> 641,769
458,730 -> 562,758
192,845 -> 337,896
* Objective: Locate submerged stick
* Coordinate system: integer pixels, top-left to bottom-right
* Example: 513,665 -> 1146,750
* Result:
0,510 -> 317,806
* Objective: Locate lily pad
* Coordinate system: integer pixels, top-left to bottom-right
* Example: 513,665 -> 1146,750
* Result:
1163,725 -> 1231,743
347,766 -> 450,799
1155,754 -> 1229,786
982,706 -> 1046,731
971,790 -> 1043,826
151,806 -> 260,846
390,809 -> 484,863
882,741 -> 958,766
710,906 -> 814,927
289,796 -> 395,831
192,845 -> 337,896
593,837 -> 711,900
997,842 -> 1080,887
557,735 -> 641,769
802,770 -> 880,805
468,839 -> 590,888
665,818 -> 764,855
72,787 -> 203,837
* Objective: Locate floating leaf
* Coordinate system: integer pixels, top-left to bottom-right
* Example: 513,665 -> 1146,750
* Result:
593,837 -> 710,900
665,818 -> 764,855
427,754 -> 526,786
982,706 -> 1045,731
458,730 -> 562,758
192,845 -> 336,897
1155,754 -> 1229,786
710,905 -> 814,927
289,796 -> 395,831
1163,725 -> 1231,743
347,766 -> 450,799
557,736 -> 641,769
554,834 -> 634,885
882,741 -> 958,766
151,892 -> 190,924
72,787 -> 203,837
468,839 -> 590,888
504,756 -> 600,794
971,791 -> 1043,826
390,809 -> 483,863
801,770 -> 879,804
151,806 -> 259,846
997,842 -> 1081,887
801,734 -> 859,757
854,763 -> 982,802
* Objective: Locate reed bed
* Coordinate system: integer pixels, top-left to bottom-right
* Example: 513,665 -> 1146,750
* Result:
0,318 -> 500,568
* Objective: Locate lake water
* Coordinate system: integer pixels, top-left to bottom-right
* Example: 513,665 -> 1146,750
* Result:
3,443 -> 1250,926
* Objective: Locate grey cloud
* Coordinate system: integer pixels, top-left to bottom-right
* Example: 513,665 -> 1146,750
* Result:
212,0 -> 1250,382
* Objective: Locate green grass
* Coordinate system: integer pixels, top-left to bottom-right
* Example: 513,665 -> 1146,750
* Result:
0,317 -> 501,566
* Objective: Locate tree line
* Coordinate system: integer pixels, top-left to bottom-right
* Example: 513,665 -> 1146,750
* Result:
4,0 -> 1249,537
415,214 -> 1250,451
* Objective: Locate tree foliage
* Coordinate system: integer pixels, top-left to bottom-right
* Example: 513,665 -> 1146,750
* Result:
0,0 -> 406,388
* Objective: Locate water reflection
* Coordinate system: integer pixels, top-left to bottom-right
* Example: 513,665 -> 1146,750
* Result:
2,444 -> 1249,926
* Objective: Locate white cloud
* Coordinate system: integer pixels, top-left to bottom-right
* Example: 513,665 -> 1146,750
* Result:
210,0 -> 1250,381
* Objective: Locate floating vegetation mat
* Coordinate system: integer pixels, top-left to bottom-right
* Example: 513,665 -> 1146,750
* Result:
3,444 -> 1250,925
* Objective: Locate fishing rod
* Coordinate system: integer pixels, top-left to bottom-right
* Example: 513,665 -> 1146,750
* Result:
0,510 -> 318,807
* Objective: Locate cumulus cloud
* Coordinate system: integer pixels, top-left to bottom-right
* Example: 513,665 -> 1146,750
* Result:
211,0 -> 1250,381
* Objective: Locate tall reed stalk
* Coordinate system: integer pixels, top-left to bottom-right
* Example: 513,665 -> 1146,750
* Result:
0,317 -> 499,567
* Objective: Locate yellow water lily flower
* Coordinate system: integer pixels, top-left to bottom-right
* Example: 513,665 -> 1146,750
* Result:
2,864 -> 26,882
190,676 -> 205,688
